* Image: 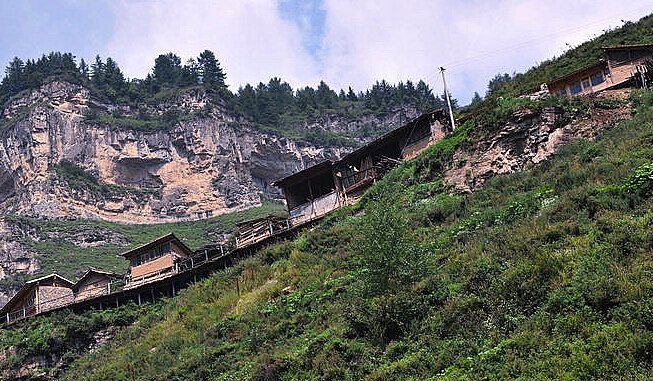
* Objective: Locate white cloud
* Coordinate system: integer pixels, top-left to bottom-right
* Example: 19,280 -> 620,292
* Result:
105,0 -> 653,103
319,0 -> 653,102
107,0 -> 318,89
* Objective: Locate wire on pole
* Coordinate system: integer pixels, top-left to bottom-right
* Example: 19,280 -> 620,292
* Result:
440,67 -> 457,131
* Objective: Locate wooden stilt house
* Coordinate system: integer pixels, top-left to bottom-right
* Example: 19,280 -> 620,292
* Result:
122,233 -> 193,288
72,268 -> 121,301
334,108 -> 448,203
272,161 -> 341,226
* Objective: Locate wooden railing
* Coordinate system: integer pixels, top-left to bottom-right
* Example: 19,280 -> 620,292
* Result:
236,219 -> 290,249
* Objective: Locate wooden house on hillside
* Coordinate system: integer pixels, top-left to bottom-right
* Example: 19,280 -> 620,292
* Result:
272,161 -> 340,226
1,274 -> 74,324
334,108 -> 448,203
72,268 -> 121,301
122,233 -> 193,289
273,109 -> 449,221
547,43 -> 653,96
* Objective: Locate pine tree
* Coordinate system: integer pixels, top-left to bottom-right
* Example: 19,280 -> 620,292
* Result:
470,92 -> 483,106
153,53 -> 182,87
79,58 -> 89,79
179,58 -> 200,87
3,57 -> 25,94
197,50 -> 226,92
347,86 -> 357,101
90,55 -> 104,88
316,81 -> 337,109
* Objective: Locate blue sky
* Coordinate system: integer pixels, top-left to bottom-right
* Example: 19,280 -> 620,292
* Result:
2,0 -> 653,104
1,1 -> 113,66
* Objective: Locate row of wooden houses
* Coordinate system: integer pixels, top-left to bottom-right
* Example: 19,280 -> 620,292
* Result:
0,269 -> 120,323
0,233 -> 194,323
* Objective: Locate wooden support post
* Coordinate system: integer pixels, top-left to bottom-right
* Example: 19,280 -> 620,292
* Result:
99,301 -> 102,310
194,274 -> 197,283
236,277 -> 240,296
220,245 -> 224,256
108,283 -> 111,294
172,282 -> 176,297
205,250 -> 208,261
6,312 -> 9,324
138,293 -> 141,305
191,258 -> 194,268
116,298 -> 119,308
268,220 -> 274,235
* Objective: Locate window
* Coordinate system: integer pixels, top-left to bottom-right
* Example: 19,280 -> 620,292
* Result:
590,71 -> 605,86
25,292 -> 36,308
582,78 -> 591,90
569,81 -> 582,95
556,88 -> 567,97
130,244 -> 168,266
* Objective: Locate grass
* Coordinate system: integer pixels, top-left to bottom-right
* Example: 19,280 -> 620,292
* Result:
1,201 -> 285,282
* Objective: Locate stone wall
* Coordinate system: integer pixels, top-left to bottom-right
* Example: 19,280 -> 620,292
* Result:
38,286 -> 74,313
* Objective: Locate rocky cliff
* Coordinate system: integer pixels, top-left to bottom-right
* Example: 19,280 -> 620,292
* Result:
0,80 -> 416,224
444,91 -> 631,192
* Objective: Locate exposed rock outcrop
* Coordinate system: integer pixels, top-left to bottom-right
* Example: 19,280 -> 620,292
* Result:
445,91 -> 631,192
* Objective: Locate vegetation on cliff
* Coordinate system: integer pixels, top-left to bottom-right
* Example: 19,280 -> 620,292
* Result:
0,50 -> 453,147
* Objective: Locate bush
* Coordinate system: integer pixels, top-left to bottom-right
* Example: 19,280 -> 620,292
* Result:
624,163 -> 653,195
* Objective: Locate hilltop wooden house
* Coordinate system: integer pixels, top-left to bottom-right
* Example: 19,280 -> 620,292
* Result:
547,43 -> 653,96
122,233 -> 193,288
72,268 -> 121,301
0,274 -> 74,324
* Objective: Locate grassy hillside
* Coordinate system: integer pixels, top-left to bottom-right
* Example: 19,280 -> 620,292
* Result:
0,202 -> 284,290
3,87 -> 653,380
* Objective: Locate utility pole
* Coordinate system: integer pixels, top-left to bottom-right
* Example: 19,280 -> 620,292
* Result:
440,67 -> 456,131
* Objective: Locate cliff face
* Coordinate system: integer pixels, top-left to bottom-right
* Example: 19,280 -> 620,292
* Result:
444,91 -> 631,192
0,81 -> 416,223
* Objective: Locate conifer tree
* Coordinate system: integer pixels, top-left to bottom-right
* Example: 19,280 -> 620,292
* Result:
197,50 -> 226,92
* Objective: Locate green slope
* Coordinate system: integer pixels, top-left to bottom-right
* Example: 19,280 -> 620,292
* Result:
2,88 -> 651,380
0,202 -> 285,291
